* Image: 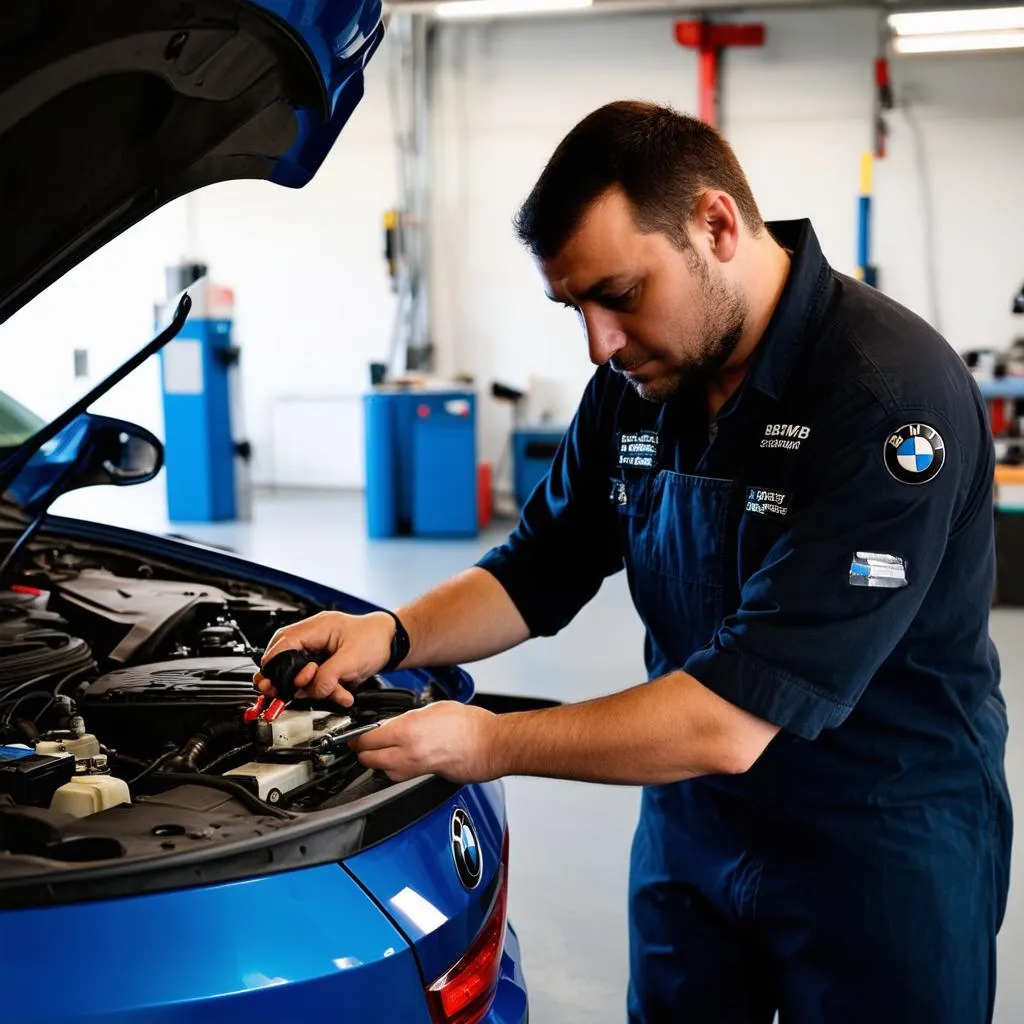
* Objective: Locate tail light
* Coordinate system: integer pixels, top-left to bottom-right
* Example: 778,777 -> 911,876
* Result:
426,828 -> 510,1024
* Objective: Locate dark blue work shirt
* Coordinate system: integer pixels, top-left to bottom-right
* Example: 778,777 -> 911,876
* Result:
478,219 -> 1009,834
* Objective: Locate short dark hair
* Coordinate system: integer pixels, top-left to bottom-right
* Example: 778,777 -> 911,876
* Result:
514,100 -> 764,261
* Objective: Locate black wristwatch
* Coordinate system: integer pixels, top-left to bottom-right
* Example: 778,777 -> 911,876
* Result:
380,610 -> 410,673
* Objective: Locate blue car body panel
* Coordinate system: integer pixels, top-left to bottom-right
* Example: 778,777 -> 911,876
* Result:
492,924 -> 531,1024
247,0 -> 385,188
347,781 -> 508,986
1,864 -> 432,1024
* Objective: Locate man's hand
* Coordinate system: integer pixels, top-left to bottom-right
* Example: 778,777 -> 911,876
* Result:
351,703 -> 501,784
349,671 -> 779,789
254,610 -> 396,707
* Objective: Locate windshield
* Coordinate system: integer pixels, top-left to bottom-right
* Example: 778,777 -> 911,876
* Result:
0,391 -> 45,451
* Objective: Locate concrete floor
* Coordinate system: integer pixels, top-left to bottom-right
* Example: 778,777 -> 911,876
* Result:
80,486 -> 1022,1022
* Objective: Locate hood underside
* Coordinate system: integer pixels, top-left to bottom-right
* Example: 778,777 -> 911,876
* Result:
0,0 -> 375,326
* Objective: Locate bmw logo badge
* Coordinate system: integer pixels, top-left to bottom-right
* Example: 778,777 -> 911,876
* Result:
884,423 -> 945,485
450,808 -> 483,890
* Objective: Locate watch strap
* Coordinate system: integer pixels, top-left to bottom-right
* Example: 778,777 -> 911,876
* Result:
380,610 -> 410,673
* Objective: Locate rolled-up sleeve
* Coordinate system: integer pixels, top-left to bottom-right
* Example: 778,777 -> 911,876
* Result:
684,385 -> 985,741
476,372 -> 623,637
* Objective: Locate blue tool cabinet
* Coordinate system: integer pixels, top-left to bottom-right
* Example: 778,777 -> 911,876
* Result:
364,389 -> 478,539
512,427 -> 566,509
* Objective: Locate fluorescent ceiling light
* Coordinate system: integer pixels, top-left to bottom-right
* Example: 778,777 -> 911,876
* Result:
892,27 -> 1024,51
888,6 -> 1024,36
435,0 -> 594,19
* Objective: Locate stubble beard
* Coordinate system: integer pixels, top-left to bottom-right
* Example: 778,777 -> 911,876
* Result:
630,266 -> 748,404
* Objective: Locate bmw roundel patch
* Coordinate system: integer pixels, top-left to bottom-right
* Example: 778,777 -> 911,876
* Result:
884,423 -> 945,485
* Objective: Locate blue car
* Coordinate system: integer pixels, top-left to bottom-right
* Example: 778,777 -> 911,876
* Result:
0,3 -> 530,1022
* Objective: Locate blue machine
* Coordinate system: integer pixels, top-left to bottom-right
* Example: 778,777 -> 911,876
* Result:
158,273 -> 250,523
513,426 -> 566,509
364,388 -> 478,538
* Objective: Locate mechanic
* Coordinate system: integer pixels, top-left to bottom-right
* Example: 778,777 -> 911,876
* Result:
257,101 -> 1012,1023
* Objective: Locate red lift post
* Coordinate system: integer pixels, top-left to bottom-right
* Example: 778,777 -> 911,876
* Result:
675,20 -> 765,129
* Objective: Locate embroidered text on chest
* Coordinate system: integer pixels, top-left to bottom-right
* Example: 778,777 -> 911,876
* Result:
760,423 -> 811,450
618,431 -> 660,469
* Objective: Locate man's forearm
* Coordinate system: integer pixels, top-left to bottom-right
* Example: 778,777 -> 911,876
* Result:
396,567 -> 531,669
489,671 -> 780,784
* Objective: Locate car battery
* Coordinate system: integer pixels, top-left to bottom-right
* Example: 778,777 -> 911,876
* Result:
0,746 -> 76,806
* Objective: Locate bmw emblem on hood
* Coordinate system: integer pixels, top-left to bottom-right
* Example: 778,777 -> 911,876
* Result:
450,808 -> 483,890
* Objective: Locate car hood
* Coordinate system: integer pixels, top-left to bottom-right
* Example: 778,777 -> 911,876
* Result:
0,0 -> 384,328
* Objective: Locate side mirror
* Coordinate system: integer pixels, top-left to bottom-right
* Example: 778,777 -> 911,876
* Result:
5,414 -> 163,515
77,417 -> 163,489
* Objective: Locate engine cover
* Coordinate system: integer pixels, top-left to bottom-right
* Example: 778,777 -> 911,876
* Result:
83,657 -> 259,702
81,657 -> 259,756
50,571 -> 299,663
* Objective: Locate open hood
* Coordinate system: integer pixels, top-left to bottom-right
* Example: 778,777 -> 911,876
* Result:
0,0 -> 384,326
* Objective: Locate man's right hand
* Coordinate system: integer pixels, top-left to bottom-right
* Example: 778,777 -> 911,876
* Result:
253,610 -> 397,707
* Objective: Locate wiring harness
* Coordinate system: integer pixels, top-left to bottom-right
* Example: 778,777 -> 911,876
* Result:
0,628 -> 96,736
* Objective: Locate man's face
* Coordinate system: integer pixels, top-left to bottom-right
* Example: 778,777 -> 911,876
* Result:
541,188 -> 747,403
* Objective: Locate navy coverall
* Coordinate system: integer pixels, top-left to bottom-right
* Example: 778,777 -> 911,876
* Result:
477,220 -> 1013,1023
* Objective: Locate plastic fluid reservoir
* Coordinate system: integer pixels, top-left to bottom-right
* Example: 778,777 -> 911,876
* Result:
50,775 -> 131,818
36,735 -> 101,761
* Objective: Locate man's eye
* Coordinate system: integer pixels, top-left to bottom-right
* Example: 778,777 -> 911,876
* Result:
604,287 -> 637,310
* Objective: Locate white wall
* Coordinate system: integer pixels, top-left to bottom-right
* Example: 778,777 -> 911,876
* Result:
428,9 -> 1024,484
188,38 -> 401,491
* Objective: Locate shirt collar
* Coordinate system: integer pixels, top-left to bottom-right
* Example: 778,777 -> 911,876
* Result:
747,219 -> 835,401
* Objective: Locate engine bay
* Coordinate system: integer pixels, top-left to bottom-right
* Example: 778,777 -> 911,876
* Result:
0,536 -> 439,883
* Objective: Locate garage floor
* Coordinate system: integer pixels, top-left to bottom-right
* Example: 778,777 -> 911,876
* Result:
160,488 -> 1021,1023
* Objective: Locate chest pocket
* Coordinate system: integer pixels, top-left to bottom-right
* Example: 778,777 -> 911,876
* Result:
617,470 -> 737,676
641,472 -> 734,586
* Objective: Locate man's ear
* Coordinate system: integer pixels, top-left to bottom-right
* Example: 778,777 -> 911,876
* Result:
692,190 -> 740,265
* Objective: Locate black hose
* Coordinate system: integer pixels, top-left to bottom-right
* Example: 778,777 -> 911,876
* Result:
138,772 -> 293,819
0,631 -> 93,687
1,690 -> 51,721
167,719 -> 246,773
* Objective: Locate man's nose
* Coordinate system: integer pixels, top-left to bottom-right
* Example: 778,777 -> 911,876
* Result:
582,309 -> 627,366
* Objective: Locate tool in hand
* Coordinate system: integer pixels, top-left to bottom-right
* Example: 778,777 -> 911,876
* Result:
245,648 -> 323,723
306,721 -> 382,756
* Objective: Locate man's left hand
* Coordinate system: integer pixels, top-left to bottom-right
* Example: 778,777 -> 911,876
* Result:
350,703 -> 501,784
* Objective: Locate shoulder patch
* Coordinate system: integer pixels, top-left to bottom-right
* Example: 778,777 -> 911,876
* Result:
884,423 -> 944,485
850,552 -> 908,588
